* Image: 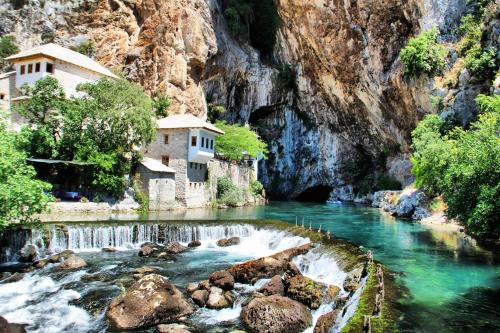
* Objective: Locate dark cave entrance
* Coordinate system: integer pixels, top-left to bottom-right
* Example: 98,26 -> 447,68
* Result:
296,185 -> 333,203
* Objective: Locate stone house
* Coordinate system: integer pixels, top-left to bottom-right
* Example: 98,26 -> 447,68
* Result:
0,43 -> 117,130
141,114 -> 226,209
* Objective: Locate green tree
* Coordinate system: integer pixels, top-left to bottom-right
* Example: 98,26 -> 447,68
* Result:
0,35 -> 19,70
153,93 -> 171,118
215,121 -> 268,161
0,126 -> 52,229
400,28 -> 448,77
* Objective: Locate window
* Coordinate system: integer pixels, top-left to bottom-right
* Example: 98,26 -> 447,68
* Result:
0,94 -> 5,100
46,63 -> 54,73
20,65 -> 25,75
201,137 -> 205,147
190,162 -> 193,169
210,139 -> 213,150
206,139 -> 210,148
27,64 -> 33,74
164,134 -> 169,144
161,155 -> 170,166
191,136 -> 197,147
195,163 -> 198,170
35,62 -> 40,72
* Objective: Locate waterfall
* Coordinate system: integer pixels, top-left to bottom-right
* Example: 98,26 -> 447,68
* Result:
47,223 -> 258,252
0,229 -> 46,263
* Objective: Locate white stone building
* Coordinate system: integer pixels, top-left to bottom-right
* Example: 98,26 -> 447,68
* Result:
141,114 -> 225,209
0,43 -> 117,128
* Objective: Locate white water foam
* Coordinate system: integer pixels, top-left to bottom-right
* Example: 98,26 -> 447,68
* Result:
0,270 -> 94,333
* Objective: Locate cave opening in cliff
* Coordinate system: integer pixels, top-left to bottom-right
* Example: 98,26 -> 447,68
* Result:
296,185 -> 333,203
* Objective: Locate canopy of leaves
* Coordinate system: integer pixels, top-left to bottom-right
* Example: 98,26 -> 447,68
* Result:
16,77 -> 155,197
400,28 -> 448,77
215,121 -> 268,161
411,94 -> 500,239
0,126 -> 52,229
0,35 -> 19,70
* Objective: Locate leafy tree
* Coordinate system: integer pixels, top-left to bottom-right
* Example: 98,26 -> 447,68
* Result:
207,103 -> 227,123
0,126 -> 52,229
215,121 -> 268,161
400,28 -> 448,77
411,94 -> 500,239
153,93 -> 171,118
464,46 -> 497,80
249,180 -> 264,196
0,35 -> 19,70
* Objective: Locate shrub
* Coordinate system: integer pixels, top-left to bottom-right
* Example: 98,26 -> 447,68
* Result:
72,40 -> 95,57
0,35 -> 19,70
475,93 -> 500,114
207,103 -> 227,123
249,180 -> 264,197
464,46 -> 497,80
133,175 -> 149,213
400,28 -> 448,77
217,176 -> 236,198
153,93 -> 171,118
219,187 -> 243,207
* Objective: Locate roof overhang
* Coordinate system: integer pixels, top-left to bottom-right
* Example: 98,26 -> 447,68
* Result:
140,157 -> 176,173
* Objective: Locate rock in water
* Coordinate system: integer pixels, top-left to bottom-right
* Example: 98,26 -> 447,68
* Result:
241,295 -> 312,333
139,243 -> 160,257
165,242 -> 187,254
58,255 -> 87,270
257,275 -> 285,296
187,240 -> 201,248
216,237 -> 241,247
107,274 -> 193,330
191,289 -> 209,307
206,286 -> 234,309
0,315 -> 27,333
285,275 -> 328,309
18,244 -> 38,262
209,270 -> 235,290
156,323 -> 191,333
343,266 -> 365,292
313,310 -> 341,333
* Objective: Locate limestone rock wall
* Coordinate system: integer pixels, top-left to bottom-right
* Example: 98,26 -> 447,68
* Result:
0,0 -> 473,199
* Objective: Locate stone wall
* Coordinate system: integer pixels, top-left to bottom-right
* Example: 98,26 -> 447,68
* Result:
138,164 -> 176,211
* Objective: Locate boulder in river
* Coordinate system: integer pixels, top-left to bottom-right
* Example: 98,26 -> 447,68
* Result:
209,270 -> 235,290
187,240 -> 201,248
134,266 -> 159,275
191,289 -> 209,307
186,282 -> 199,293
0,315 -> 27,333
257,275 -> 285,296
216,237 -> 241,247
156,323 -> 191,333
18,244 -> 38,262
81,272 -> 114,283
227,243 -> 311,284
206,286 -> 234,309
58,255 -> 87,270
165,242 -> 187,254
139,243 -> 160,257
313,309 -> 341,333
240,295 -> 312,333
285,274 -> 328,309
0,272 -> 25,284
102,247 -> 117,252
107,274 -> 193,330
48,250 -> 75,263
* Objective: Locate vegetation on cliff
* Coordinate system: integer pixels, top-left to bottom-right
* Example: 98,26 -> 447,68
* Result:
411,94 -> 499,240
400,28 -> 447,77
0,120 -> 52,229
16,77 -> 155,197
0,35 -> 19,71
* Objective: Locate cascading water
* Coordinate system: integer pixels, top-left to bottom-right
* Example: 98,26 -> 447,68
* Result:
0,229 -> 46,263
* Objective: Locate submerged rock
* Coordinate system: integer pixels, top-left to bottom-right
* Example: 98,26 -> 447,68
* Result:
58,255 -> 87,270
313,309 -> 341,333
48,250 -> 75,263
81,272 -> 114,282
156,323 -> 191,333
209,270 -> 235,290
285,275 -> 328,309
187,240 -> 201,248
227,243 -> 311,284
18,244 -> 38,262
241,295 -> 312,333
134,266 -> 159,275
107,274 -> 193,330
102,247 -> 117,252
0,272 -> 25,284
165,242 -> 187,254
216,237 -> 241,247
257,275 -> 285,296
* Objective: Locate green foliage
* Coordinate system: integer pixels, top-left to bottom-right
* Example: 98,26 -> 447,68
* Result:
464,46 -> 497,80
132,175 -> 149,213
216,176 -> 242,207
457,14 -> 482,56
0,126 -> 52,229
215,121 -> 268,161
400,28 -> 448,77
72,40 -> 95,58
217,176 -> 236,198
430,95 -> 444,111
249,180 -> 264,197
223,0 -> 280,58
276,64 -> 297,91
153,93 -> 171,118
411,95 -> 500,239
16,77 -> 155,197
207,103 -> 227,123
0,35 -> 19,70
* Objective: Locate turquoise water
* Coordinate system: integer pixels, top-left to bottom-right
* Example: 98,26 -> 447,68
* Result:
177,202 -> 500,332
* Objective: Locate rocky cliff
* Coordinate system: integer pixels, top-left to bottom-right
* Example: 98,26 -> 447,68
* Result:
0,0 -> 478,200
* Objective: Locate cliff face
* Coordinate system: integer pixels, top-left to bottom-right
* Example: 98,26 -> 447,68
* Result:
0,0 -> 472,200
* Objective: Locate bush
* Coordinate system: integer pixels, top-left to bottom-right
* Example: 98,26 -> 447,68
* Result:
464,46 -> 497,80
207,103 -> 227,123
217,176 -> 236,198
133,175 -> 149,213
400,28 -> 448,77
72,40 -> 95,58
249,180 -> 264,197
0,35 -> 19,70
219,187 -> 243,207
153,93 -> 171,118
